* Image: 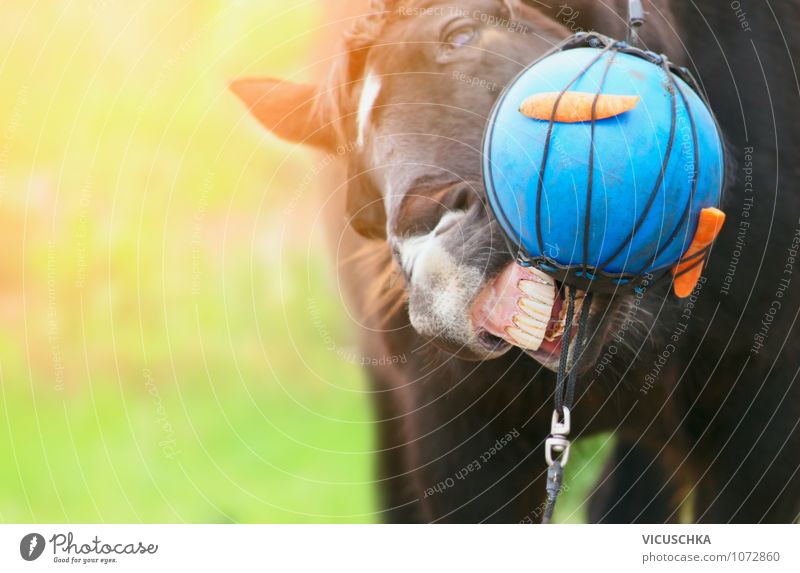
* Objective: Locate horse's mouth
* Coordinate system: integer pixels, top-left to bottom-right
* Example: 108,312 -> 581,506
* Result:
471,263 -> 585,365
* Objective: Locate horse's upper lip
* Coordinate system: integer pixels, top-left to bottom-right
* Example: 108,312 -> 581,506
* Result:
470,262 -> 582,358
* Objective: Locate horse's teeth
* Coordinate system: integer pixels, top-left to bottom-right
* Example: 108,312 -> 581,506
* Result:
545,322 -> 565,342
506,325 -> 545,351
518,297 -> 553,321
518,280 -> 555,304
513,312 -> 547,334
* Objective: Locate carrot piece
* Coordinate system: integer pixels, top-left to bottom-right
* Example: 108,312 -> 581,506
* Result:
519,91 -> 640,123
672,207 -> 727,298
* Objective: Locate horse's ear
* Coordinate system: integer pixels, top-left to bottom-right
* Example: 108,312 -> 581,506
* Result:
230,77 -> 335,150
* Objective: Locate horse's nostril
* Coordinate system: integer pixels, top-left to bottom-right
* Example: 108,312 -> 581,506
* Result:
446,184 -> 477,212
393,182 -> 483,238
432,185 -> 479,237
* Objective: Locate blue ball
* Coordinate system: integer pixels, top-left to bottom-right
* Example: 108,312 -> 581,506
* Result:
483,46 -> 725,286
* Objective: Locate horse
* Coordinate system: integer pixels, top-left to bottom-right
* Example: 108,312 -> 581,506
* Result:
232,0 -> 800,523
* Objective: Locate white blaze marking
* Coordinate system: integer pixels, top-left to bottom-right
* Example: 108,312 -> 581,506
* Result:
398,211 -> 463,276
397,211 -> 484,342
357,72 -> 381,148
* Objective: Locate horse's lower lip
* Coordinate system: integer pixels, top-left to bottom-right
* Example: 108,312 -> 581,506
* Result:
475,329 -> 511,352
475,321 -> 576,365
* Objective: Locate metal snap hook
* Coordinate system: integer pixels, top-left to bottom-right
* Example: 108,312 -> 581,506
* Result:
550,406 -> 571,437
545,435 -> 571,467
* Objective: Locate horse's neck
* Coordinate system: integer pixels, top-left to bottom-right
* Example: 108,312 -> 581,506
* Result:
669,1 -> 798,149
672,1 -> 800,310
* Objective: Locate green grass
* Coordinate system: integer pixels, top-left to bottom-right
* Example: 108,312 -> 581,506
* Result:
0,1 -> 606,523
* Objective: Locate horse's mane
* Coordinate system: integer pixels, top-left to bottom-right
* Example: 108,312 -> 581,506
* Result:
316,1 -> 412,324
345,0 -> 406,50
313,0 -> 411,146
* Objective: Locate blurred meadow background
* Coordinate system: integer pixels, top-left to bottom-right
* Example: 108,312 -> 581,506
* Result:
0,0 -> 604,523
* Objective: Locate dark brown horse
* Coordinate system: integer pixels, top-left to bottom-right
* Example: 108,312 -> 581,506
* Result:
232,0 -> 800,523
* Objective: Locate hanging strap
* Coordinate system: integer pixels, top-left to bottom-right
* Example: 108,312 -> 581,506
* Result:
536,1 -> 660,525
541,289 -> 593,524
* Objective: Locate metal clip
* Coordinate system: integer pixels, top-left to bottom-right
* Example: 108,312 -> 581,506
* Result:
629,0 -> 646,27
628,0 -> 647,47
545,435 -> 571,467
545,407 -> 572,467
550,406 -> 571,437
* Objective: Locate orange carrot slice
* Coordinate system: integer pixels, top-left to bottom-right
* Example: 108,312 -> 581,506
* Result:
519,91 -> 640,123
672,207 -> 726,298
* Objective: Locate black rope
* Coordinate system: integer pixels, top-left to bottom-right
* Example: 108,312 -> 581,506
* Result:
673,245 -> 711,279
554,288 -> 577,417
542,290 -> 594,523
596,58 -> 677,273
535,44 -> 616,255
553,289 -> 595,418
537,50 -> 688,290
521,3 -> 716,525
486,33 -> 615,268
567,291 -> 593,407
631,72 -> 701,278
584,52 -> 619,274
486,30 -> 720,293
674,243 -> 710,267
